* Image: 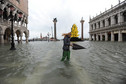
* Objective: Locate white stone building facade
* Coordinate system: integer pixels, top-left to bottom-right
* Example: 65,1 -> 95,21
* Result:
0,0 -> 29,43
89,0 -> 126,42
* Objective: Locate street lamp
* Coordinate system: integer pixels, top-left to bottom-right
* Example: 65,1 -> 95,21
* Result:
9,5 -> 16,50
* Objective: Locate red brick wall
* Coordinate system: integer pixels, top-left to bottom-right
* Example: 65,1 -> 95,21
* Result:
9,0 -> 28,15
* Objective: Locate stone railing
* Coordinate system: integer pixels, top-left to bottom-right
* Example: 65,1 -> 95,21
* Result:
90,22 -> 126,33
0,19 -> 27,28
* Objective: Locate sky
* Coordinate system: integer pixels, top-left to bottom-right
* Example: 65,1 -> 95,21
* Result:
28,0 -> 123,39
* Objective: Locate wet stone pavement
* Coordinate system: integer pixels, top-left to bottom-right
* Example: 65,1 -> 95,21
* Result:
0,41 -> 126,84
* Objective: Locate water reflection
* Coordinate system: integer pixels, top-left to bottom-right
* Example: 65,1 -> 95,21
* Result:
0,41 -> 126,84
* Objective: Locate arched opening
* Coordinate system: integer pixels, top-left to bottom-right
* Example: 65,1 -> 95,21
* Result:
0,27 -> 2,34
102,35 -> 105,41
22,31 -> 28,43
3,8 -> 8,20
0,27 -> 2,43
115,14 -> 118,24
91,35 -> 93,41
0,9 -> 2,18
94,23 -> 96,29
14,14 -> 18,22
94,34 -> 96,41
98,21 -> 100,28
4,28 -> 11,43
123,11 -> 126,22
108,32 -> 111,41
15,30 -> 21,43
114,33 -> 118,41
103,20 -> 105,27
122,33 -> 126,41
98,35 -> 100,41
108,17 -> 111,26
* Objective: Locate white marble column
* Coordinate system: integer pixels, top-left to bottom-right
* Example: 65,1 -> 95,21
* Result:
93,24 -> 95,30
111,31 -> 114,41
111,15 -> 115,25
80,18 -> 84,40
105,18 -> 108,27
105,32 -> 108,41
118,30 -> 122,42
0,34 -> 4,43
20,33 -> 23,43
89,34 -> 92,41
100,20 -> 103,28
100,34 -> 103,41
93,34 -> 96,41
89,24 -> 92,31
96,23 -> 98,29
96,34 -> 98,41
26,36 -> 28,43
118,12 -> 123,23
0,10 -> 3,23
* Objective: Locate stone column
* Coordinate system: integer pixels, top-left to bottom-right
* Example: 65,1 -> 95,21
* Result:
105,32 -> 108,41
118,30 -> 122,42
20,33 -> 23,43
111,31 -> 114,41
1,3 -> 7,23
96,34 -> 99,41
26,37 -> 28,43
89,24 -> 91,31
93,24 -> 95,30
0,34 -> 4,43
96,23 -> 98,29
105,18 -> 108,27
89,34 -> 92,41
53,18 -> 57,40
80,18 -> 84,40
118,12 -> 123,23
100,20 -> 103,28
17,36 -> 20,43
111,15 -> 115,25
0,8 -> 3,23
100,34 -> 103,41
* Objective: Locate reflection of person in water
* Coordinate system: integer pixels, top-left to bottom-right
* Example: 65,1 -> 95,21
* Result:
61,32 -> 72,61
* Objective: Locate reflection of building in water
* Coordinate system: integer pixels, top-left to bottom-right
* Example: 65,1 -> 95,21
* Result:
89,0 -> 126,42
0,0 -> 29,43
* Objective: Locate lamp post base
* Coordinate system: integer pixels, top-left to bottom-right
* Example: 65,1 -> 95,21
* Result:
10,43 -> 16,50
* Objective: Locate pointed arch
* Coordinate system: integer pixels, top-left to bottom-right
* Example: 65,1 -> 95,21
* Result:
4,28 -> 11,43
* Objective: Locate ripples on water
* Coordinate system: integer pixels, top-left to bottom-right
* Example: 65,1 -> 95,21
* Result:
0,41 -> 126,84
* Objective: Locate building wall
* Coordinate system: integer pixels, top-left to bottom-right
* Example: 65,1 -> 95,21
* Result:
0,0 -> 29,43
89,0 -> 126,42
9,0 -> 28,15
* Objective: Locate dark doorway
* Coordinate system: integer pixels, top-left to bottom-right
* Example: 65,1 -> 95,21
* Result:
123,11 -> 126,22
102,35 -> 105,41
98,35 -> 100,41
94,34 -> 96,41
4,28 -> 11,43
108,32 -> 111,41
114,34 -> 118,41
115,14 -> 118,24
122,33 -> 126,41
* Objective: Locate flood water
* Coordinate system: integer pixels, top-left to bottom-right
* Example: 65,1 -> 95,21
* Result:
0,41 -> 126,84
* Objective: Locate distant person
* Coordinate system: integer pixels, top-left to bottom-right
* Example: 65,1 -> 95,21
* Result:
61,32 -> 72,61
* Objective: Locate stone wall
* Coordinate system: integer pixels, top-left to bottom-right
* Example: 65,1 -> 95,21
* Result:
9,0 -> 28,15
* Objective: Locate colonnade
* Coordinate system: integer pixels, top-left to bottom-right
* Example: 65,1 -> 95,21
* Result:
0,0 -> 29,43
90,30 -> 126,42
